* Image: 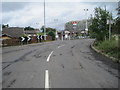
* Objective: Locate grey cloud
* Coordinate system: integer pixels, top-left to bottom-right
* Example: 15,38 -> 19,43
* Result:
2,2 -> 29,12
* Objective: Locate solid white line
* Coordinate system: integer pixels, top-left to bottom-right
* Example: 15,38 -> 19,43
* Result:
45,70 -> 49,89
58,45 -> 65,48
47,51 -> 54,62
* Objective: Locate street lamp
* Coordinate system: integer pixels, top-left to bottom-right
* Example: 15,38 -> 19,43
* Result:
54,19 -> 59,40
84,9 -> 88,34
36,23 -> 41,32
107,13 -> 113,41
44,0 -> 46,40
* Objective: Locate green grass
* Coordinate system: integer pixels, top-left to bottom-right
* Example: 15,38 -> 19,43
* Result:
94,39 -> 119,62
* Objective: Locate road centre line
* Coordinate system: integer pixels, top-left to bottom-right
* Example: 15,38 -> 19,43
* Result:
58,44 -> 65,48
45,70 -> 49,89
47,51 -> 54,62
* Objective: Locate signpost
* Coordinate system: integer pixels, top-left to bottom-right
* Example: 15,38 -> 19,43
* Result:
27,36 -> 31,41
21,37 -> 25,42
37,35 -> 42,42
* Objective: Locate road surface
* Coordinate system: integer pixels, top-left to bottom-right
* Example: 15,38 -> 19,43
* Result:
2,39 -> 119,89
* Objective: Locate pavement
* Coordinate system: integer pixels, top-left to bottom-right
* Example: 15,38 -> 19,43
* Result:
1,39 -> 119,88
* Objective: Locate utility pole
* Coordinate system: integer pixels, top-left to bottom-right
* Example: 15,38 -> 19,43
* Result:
84,9 -> 88,35
105,5 -> 107,41
109,13 -> 112,41
54,19 -> 58,40
44,0 -> 46,40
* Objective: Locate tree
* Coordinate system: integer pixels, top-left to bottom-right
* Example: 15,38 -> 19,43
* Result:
112,17 -> 120,34
40,26 -> 45,32
40,26 -> 56,40
48,31 -> 55,40
24,26 -> 35,30
2,24 -> 9,28
41,26 -> 56,33
89,7 -> 111,41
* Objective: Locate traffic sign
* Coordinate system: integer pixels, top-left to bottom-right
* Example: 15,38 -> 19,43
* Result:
27,36 -> 31,41
21,37 -> 25,42
37,35 -> 40,40
41,35 -> 43,39
37,35 -> 43,40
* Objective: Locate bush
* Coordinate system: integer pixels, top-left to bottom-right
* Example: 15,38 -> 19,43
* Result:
48,31 -> 55,40
95,39 -> 119,60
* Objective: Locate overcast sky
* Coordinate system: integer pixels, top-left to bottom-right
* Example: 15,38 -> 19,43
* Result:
1,0 -> 119,30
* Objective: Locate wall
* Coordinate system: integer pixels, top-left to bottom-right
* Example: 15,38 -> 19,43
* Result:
2,35 -> 52,47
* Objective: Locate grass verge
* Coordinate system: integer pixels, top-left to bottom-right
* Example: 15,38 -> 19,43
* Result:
93,39 -> 119,63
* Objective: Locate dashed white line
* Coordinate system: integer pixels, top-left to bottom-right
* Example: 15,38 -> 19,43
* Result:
58,45 -> 65,48
45,44 -> 65,89
47,51 -> 54,62
45,70 -> 49,89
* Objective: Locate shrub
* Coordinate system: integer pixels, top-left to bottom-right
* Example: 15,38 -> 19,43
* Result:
95,39 -> 119,60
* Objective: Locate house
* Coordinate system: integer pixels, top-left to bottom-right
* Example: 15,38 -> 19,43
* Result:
24,29 -> 40,36
2,34 -> 12,40
2,27 -> 25,38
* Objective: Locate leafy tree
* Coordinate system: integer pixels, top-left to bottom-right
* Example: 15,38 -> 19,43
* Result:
41,26 -> 56,33
2,24 -> 9,28
40,26 -> 45,32
89,7 -> 111,41
41,26 -> 56,40
112,17 -> 120,34
24,26 -> 35,30
48,31 -> 55,40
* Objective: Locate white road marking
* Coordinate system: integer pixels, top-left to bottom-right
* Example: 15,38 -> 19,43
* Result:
58,45 -> 65,48
47,51 -> 54,62
45,70 -> 49,89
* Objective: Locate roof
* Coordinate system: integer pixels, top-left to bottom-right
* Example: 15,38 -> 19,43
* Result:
2,27 -> 24,38
24,29 -> 39,35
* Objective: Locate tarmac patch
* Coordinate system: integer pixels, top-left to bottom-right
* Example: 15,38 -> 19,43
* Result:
78,62 -> 83,69
3,71 -> 12,76
7,79 -> 16,87
61,64 -> 64,69
60,53 -> 62,56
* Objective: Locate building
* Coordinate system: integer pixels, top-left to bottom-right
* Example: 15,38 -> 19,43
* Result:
24,29 -> 40,36
65,20 -> 91,34
65,20 -> 88,31
2,27 -> 25,38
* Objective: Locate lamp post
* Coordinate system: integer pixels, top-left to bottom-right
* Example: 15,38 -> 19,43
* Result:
36,23 -> 41,32
44,0 -> 46,40
84,9 -> 88,35
54,19 -> 58,40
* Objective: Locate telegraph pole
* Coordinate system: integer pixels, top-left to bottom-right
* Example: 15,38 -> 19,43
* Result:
109,13 -> 112,41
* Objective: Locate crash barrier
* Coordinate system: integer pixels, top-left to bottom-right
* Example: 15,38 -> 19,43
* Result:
2,36 -> 52,47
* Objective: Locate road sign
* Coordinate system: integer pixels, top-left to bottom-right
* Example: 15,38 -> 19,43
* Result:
65,34 -> 68,39
27,36 -> 31,41
21,37 -> 25,42
71,21 -> 77,25
41,35 -> 43,39
37,35 -> 43,40
37,35 -> 40,40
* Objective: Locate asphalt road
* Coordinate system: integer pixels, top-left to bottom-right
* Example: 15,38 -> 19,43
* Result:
2,39 -> 119,88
